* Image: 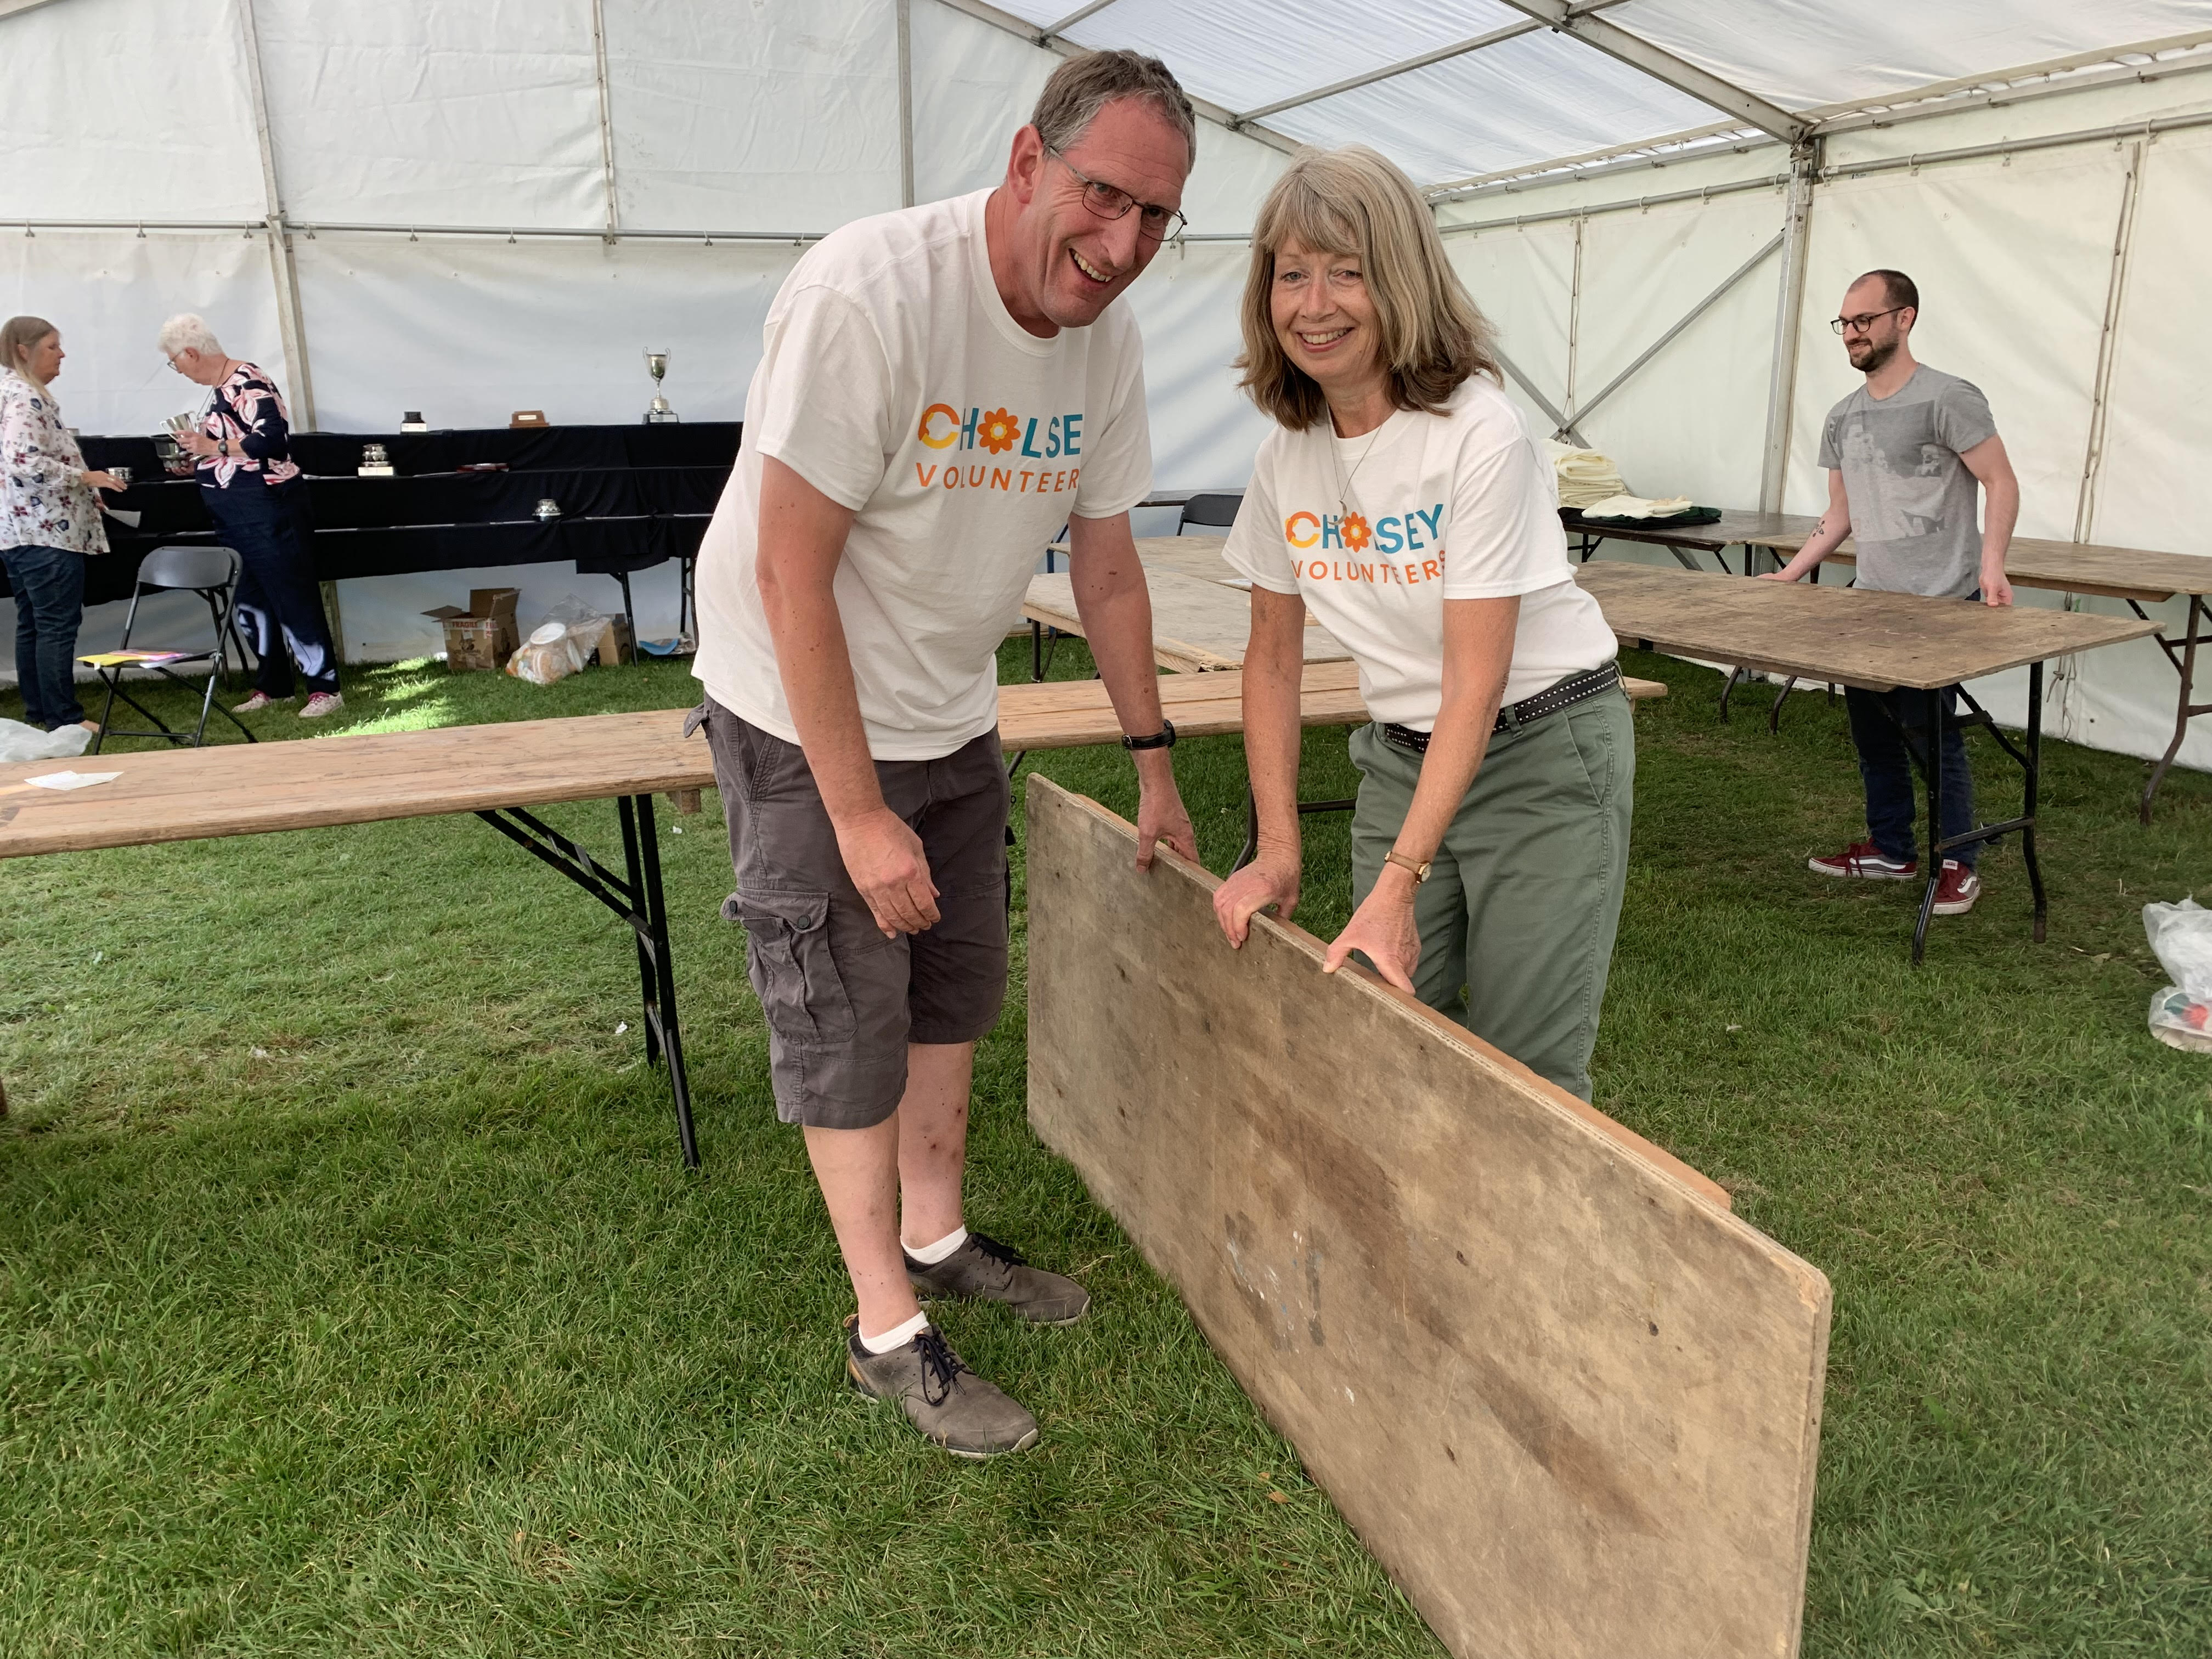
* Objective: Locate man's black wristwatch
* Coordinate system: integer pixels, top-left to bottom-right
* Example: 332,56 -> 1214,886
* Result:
1121,719 -> 1176,752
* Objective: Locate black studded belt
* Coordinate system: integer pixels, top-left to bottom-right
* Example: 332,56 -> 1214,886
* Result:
1383,661 -> 1622,754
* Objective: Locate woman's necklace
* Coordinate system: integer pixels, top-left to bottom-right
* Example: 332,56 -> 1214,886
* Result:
1331,415 -> 1386,520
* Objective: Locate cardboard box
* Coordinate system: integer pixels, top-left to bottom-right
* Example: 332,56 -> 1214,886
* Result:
424,588 -> 520,672
570,613 -> 635,667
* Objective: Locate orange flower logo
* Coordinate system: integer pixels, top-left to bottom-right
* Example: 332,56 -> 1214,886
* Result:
1340,512 -> 1373,552
979,408 -> 1020,455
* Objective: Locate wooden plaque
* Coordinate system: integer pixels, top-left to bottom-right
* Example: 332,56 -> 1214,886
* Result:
1025,778 -> 1830,1659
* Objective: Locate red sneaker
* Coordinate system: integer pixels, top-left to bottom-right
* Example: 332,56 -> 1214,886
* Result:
1808,839 -> 1917,880
1931,860 -> 1981,915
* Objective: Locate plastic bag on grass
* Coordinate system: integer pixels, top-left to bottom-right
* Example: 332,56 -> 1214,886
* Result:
506,622 -> 589,686
0,716 -> 92,763
2144,898 -> 2212,1053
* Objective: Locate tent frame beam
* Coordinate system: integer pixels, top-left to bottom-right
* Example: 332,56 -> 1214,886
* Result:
1488,0 -> 1810,144
234,0 -> 314,431
590,0 -> 620,235
1229,3 -> 1630,128
926,0 -> 1301,155
1758,149 -> 1816,515
1567,228 -> 1781,433
1430,34 -> 2212,204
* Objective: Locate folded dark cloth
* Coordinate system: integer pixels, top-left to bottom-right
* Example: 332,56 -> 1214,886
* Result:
1576,504 -> 1723,528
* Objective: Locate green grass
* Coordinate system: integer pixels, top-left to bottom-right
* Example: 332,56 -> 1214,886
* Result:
3,643 -> 2209,1656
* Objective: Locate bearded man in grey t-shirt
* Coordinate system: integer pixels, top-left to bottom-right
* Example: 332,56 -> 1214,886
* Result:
1762,269 -> 2021,919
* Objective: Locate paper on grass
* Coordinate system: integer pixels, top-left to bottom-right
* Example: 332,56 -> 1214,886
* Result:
27,770 -> 122,791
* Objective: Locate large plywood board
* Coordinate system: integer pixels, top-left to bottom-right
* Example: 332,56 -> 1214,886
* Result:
1025,777 -> 1830,1659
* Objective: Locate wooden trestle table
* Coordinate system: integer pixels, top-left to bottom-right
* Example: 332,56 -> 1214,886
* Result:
0,668 -> 1371,1166
1574,561 -> 2159,960
1564,509 -> 2212,822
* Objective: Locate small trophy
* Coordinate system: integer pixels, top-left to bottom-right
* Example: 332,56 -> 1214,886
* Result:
359,442 -> 394,477
400,410 -> 428,433
534,497 -> 562,521
644,349 -> 679,424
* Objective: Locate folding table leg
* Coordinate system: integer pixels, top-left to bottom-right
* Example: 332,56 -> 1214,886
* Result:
2022,661 -> 2047,943
476,796 -> 701,1167
2141,594 -> 2207,825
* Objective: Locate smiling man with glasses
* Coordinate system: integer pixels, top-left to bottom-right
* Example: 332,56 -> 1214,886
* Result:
687,50 -> 1199,1458
1760,268 -> 2022,919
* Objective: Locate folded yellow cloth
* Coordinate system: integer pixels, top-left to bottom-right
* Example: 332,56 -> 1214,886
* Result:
1577,493 -> 1694,520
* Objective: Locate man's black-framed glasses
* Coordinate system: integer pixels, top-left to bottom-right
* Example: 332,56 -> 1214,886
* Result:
1830,306 -> 1908,335
1046,145 -> 1187,243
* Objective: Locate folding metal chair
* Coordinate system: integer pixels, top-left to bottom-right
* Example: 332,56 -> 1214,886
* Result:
88,545 -> 257,754
1176,491 -> 1243,534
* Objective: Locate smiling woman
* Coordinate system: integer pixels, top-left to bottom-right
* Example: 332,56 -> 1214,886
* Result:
1213,145 -> 1631,1103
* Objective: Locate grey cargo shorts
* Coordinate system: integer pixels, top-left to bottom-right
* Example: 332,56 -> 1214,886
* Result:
692,698 -> 1011,1131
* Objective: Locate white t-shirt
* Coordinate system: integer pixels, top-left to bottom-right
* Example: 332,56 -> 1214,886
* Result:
693,189 -> 1153,760
1222,375 -> 1617,728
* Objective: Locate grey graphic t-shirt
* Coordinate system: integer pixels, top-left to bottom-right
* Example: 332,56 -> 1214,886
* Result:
1818,365 -> 1997,598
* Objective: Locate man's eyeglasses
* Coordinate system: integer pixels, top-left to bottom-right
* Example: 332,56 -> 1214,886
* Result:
1830,306 -> 1908,336
1046,146 -> 1187,244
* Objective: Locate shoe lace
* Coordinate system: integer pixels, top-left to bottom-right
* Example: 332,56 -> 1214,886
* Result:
913,1326 -> 969,1408
965,1231 -> 1029,1269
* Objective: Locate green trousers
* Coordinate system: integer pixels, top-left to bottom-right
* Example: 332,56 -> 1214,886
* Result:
1347,687 -> 1634,1101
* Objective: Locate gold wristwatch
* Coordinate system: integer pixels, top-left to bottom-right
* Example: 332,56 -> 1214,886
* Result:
1383,850 -> 1432,884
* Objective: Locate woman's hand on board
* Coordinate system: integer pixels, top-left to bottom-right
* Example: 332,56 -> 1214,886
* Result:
1213,853 -> 1300,949
1323,870 -> 1421,992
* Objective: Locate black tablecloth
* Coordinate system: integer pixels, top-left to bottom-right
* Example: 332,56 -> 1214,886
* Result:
9,422 -> 737,607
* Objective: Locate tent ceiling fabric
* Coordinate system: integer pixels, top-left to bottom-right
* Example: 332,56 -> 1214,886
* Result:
991,0 -> 2212,182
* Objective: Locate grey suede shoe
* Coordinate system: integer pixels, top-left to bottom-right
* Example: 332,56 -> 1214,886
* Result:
905,1231 -> 1092,1325
844,1318 -> 1040,1459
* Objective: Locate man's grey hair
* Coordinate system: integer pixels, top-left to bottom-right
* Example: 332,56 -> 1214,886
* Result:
157,313 -> 223,359
1031,49 -> 1196,165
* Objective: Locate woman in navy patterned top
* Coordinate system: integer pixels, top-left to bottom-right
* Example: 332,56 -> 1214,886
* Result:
162,313 -> 343,718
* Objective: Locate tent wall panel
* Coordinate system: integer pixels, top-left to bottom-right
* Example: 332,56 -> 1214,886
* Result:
1574,190 -> 1786,508
1444,221 -> 1577,438
1620,0 -> 2212,115
254,0 -> 607,228
1119,242 -> 1278,492
0,0 -> 265,222
335,560 -> 687,664
910,1 -> 1057,205
1780,147 -> 2126,540
0,233 -> 287,436
2049,126 -> 2212,773
290,235 -> 794,432
603,0 -> 902,232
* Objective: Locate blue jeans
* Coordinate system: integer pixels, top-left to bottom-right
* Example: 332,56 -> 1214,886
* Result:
1844,684 -> 1976,870
3,543 -> 87,729
201,478 -> 339,697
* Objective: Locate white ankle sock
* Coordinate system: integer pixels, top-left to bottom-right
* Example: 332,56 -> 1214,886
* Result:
858,1310 -> 929,1355
904,1224 -> 968,1266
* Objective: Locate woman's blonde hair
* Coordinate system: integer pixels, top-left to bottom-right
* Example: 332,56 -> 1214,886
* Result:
2,315 -> 57,387
1237,146 -> 1498,431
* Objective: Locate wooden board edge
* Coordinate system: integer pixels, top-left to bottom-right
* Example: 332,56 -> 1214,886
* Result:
1024,776 -> 1770,1227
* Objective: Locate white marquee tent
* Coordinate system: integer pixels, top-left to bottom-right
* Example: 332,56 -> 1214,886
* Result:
6,0 -> 2210,769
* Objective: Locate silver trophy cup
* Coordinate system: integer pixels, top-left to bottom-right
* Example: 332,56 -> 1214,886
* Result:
644,349 -> 679,424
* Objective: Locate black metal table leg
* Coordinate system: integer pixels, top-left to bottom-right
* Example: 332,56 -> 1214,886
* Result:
476,793 -> 701,1167
1233,785 -> 1362,873
2023,660 -> 2047,942
2141,594 -> 2207,825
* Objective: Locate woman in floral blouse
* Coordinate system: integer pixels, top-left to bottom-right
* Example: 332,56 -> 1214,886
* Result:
161,313 -> 343,719
2,315 -> 125,732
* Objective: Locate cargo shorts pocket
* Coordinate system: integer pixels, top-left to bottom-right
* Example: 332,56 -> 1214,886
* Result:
736,889 -> 854,1046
